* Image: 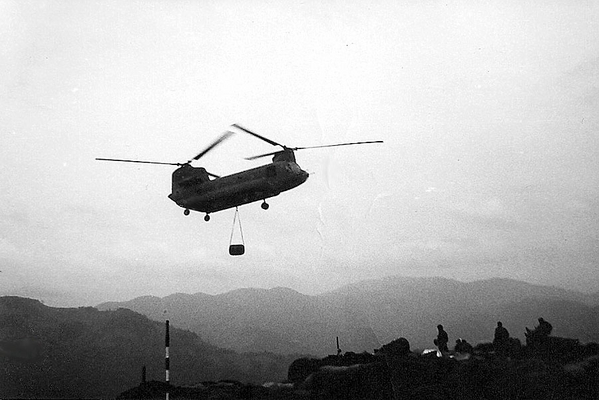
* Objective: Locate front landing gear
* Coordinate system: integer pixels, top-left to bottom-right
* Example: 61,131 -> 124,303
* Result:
204,214 -> 211,222
184,209 -> 190,216
261,200 -> 269,210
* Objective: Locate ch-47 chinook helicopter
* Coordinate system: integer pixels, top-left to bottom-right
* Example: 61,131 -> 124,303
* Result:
96,124 -> 382,222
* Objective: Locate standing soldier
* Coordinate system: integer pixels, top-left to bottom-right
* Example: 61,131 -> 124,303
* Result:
434,324 -> 449,354
493,321 -> 510,355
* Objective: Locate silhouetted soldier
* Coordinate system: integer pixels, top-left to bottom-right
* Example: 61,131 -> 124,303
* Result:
454,338 -> 473,354
493,321 -> 510,355
526,317 -> 555,351
433,324 -> 449,354
536,318 -> 552,336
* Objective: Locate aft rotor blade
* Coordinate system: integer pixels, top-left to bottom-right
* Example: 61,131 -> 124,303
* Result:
95,158 -> 182,166
293,140 -> 384,151
189,130 -> 235,162
232,123 -> 284,148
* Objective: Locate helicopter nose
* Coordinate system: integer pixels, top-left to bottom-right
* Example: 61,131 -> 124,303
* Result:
299,169 -> 309,183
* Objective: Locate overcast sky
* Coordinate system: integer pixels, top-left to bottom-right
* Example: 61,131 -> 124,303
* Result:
1,0 -> 598,307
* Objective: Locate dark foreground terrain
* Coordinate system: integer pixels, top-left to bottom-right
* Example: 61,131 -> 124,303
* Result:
119,338 -> 599,399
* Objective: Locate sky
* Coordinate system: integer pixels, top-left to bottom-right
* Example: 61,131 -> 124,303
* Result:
1,0 -> 598,307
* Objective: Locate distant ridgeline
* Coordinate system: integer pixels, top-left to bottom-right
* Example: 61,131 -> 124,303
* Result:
97,277 -> 599,355
0,296 -> 298,399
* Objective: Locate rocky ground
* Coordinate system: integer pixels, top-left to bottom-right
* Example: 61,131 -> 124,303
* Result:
118,338 -> 599,399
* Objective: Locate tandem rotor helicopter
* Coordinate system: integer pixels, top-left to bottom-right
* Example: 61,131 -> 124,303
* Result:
96,124 -> 383,222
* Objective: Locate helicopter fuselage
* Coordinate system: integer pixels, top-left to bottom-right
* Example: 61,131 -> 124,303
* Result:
96,124 -> 381,222
168,161 -> 309,214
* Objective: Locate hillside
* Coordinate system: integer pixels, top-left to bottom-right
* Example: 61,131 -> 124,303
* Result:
98,277 -> 599,354
0,297 -> 298,399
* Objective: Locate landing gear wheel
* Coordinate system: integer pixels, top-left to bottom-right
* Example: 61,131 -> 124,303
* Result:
204,214 -> 211,222
184,209 -> 190,216
261,201 -> 269,210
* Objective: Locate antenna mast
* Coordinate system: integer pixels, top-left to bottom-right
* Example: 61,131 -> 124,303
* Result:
165,319 -> 170,400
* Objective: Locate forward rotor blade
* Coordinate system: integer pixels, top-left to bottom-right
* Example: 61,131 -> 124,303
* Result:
95,158 -> 182,166
189,130 -> 235,162
244,151 -> 281,160
293,140 -> 384,151
232,123 -> 284,148
244,140 -> 384,160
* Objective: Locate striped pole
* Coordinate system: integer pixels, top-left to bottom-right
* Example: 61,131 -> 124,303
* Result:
165,320 -> 170,400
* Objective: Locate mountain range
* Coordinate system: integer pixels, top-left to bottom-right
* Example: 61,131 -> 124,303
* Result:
98,276 -> 599,354
3,276 -> 598,398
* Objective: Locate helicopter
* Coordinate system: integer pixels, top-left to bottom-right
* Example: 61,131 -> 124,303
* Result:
96,124 -> 383,222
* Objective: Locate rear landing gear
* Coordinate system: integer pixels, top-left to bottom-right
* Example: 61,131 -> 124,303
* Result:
184,209 -> 190,216
204,214 -> 211,222
261,201 -> 269,210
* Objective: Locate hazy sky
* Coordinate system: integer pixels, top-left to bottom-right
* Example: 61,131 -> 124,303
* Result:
1,0 -> 598,307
